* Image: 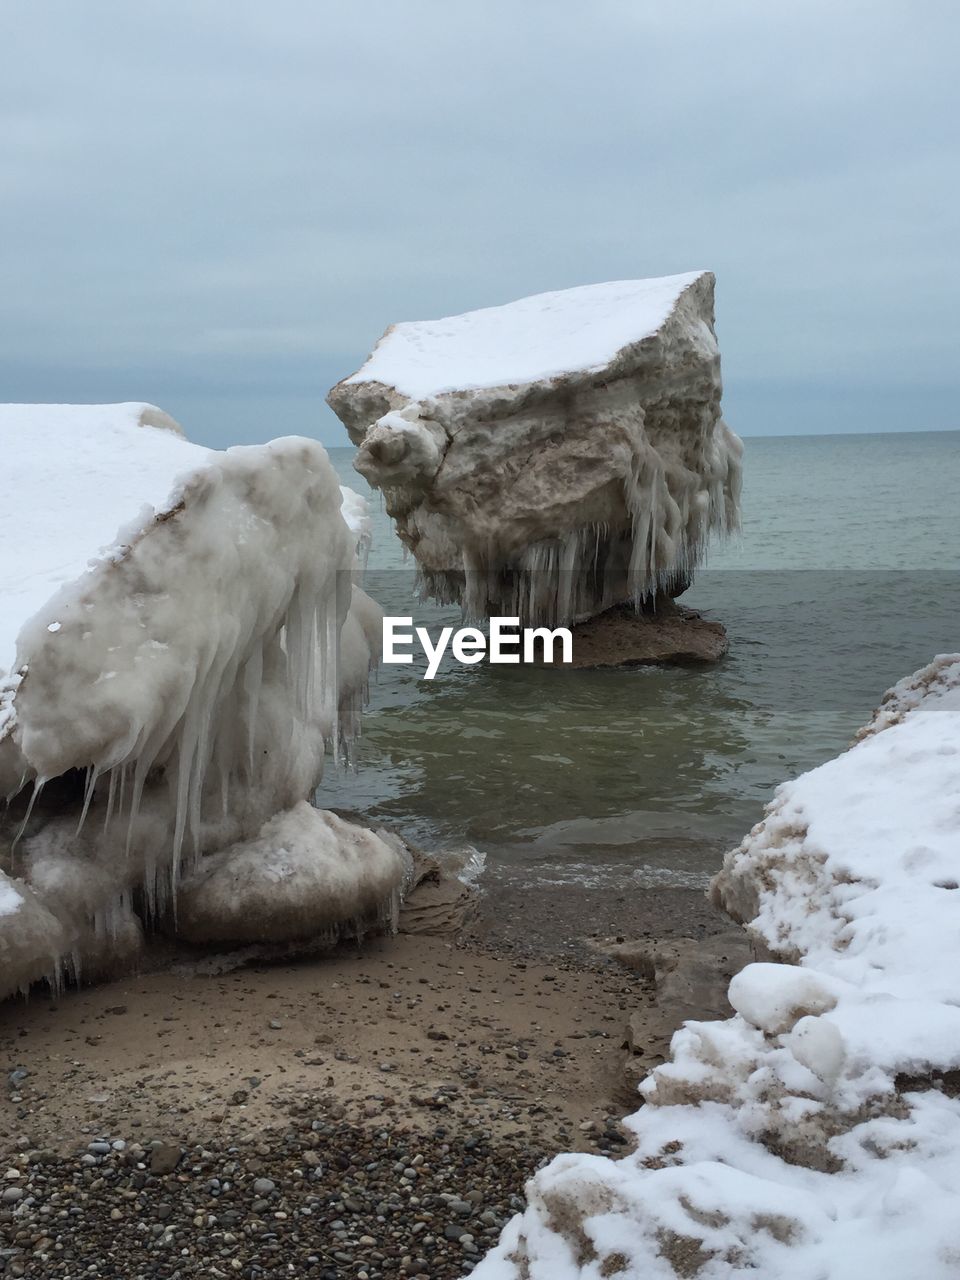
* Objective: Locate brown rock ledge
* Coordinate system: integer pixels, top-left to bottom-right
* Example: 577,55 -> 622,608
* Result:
567,600 -> 728,668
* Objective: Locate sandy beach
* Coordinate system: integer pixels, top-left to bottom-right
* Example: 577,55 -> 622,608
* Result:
0,882 -> 747,1278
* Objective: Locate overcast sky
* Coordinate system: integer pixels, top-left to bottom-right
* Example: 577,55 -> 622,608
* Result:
2,1 -> 958,446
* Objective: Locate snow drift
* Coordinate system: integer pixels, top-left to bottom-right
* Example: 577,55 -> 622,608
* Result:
476,654 -> 960,1280
327,272 -> 742,625
0,403 -> 394,998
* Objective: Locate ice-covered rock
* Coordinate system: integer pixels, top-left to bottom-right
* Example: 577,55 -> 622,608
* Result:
328,272 -> 742,625
476,655 -> 960,1280
175,802 -> 411,946
0,404 -> 389,997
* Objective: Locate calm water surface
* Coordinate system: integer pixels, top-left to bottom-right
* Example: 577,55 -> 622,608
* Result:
320,432 -> 960,889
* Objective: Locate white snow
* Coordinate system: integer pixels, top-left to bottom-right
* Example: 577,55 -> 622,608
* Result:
346,272 -> 707,399
727,963 -> 844,1037
0,402 -> 208,681
476,654 -> 960,1280
730,659 -> 960,1033
0,873 -> 22,919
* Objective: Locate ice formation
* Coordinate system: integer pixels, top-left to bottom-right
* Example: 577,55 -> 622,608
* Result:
339,484 -> 374,574
0,404 -> 388,998
175,803 -> 411,946
327,272 -> 742,625
476,654 -> 960,1280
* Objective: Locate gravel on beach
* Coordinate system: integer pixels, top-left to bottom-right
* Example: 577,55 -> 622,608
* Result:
0,1111 -> 555,1279
0,886 -> 739,1279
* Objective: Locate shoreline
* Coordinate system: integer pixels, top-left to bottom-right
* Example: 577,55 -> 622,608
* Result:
0,880 -> 748,1278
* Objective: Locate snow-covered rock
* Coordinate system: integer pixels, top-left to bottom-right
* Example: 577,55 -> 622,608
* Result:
0,404 -> 389,997
328,273 -> 742,625
476,654 -> 960,1280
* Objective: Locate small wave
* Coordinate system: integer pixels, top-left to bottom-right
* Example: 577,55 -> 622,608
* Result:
504,860 -> 712,892
431,843 -> 488,887
630,864 -> 712,890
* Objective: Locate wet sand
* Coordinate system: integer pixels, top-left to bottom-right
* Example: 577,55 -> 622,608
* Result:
1,932 -> 647,1155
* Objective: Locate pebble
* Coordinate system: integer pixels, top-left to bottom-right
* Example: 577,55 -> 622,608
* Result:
149,1143 -> 182,1175
0,1113 -> 548,1276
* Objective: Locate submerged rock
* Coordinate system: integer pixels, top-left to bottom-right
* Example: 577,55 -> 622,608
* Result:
566,600 -> 728,667
328,272 -> 742,626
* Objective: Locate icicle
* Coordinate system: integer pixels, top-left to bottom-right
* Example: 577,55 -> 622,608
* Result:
242,644 -> 264,775
12,777 -> 45,851
103,767 -> 119,832
76,765 -> 100,835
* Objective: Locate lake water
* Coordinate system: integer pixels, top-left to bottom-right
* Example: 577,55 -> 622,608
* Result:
320,432 -> 960,890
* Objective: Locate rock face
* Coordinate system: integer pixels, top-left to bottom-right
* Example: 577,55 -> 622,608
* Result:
0,404 -> 392,998
328,272 -> 742,626
566,600 -> 728,667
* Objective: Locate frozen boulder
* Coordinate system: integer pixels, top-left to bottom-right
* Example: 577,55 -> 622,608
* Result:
0,869 -> 67,997
328,272 -> 742,625
175,802 -> 411,946
0,404 -> 389,997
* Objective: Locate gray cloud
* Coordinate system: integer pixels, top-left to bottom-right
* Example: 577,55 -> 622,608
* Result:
2,0 -> 958,444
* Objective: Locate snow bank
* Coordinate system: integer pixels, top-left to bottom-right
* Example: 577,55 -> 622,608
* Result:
476,654 -> 960,1280
0,404 -> 389,997
328,273 -> 742,626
